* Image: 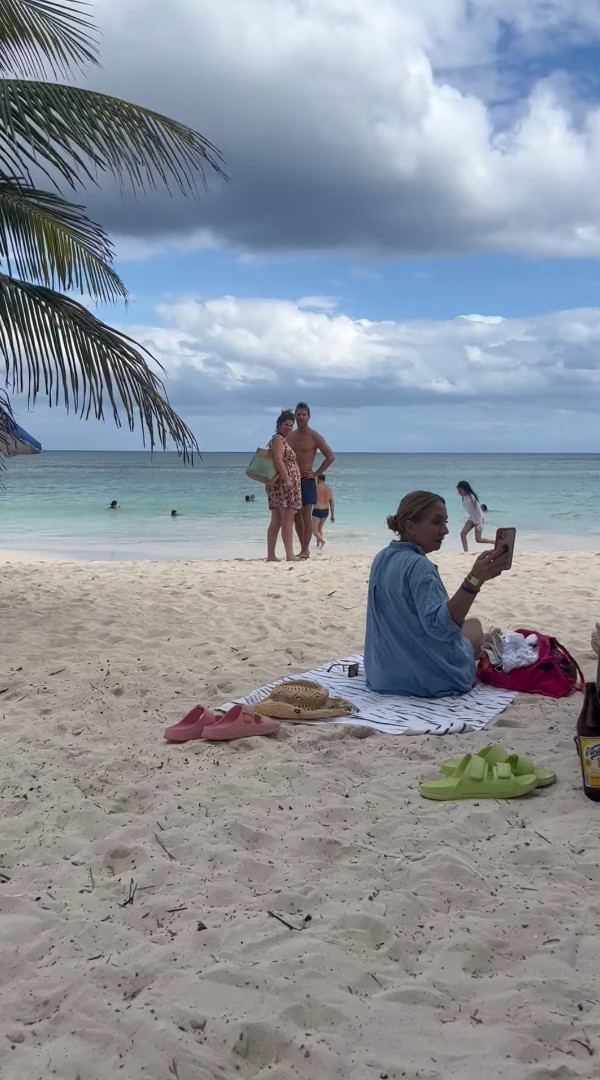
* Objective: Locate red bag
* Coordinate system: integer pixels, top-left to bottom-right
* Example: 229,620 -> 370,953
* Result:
477,629 -> 584,698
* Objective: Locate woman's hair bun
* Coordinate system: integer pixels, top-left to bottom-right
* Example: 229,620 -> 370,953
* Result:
276,408 -> 295,427
388,490 -> 445,539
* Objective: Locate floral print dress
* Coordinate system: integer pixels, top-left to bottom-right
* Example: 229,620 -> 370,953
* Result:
267,434 -> 302,510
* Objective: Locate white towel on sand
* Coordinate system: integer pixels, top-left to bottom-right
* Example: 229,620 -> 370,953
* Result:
221,654 -> 516,735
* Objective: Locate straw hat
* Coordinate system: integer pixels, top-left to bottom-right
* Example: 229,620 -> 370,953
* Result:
255,679 -> 357,721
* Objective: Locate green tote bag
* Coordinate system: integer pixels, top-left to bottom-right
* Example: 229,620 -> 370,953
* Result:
246,445 -> 278,485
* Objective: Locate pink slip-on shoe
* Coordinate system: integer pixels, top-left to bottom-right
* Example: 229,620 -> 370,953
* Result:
201,704 -> 280,741
164,705 -> 217,742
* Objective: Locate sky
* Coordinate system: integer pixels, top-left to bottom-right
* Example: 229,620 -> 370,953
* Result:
12,0 -> 600,452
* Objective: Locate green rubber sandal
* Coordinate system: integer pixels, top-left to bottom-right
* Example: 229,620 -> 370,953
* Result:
440,744 -> 556,788
420,753 -> 538,801
506,753 -> 556,788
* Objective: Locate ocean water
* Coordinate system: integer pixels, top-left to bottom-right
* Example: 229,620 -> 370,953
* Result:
1,451 -> 599,560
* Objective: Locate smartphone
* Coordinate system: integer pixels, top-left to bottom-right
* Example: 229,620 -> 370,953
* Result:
495,527 -> 517,569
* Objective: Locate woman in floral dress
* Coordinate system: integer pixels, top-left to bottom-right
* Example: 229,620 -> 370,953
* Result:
266,410 -> 302,562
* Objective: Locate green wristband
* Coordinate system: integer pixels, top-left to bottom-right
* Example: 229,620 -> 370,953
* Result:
465,573 -> 483,592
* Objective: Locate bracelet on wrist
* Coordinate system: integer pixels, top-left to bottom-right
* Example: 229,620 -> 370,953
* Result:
460,582 -> 478,597
464,573 -> 483,592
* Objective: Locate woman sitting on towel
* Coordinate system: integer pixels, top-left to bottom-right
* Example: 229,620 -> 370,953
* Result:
364,490 -> 509,698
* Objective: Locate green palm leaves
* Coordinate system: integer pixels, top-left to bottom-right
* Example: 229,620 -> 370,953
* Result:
0,0 -> 227,456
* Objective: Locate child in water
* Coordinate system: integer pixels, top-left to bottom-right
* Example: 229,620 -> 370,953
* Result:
456,480 -> 493,551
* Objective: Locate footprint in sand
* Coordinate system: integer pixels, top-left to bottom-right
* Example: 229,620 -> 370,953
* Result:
102,843 -> 148,874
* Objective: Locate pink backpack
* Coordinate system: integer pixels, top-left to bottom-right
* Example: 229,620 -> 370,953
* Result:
477,629 -> 584,698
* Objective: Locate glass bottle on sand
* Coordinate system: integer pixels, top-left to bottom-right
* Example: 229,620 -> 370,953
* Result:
576,654 -> 600,802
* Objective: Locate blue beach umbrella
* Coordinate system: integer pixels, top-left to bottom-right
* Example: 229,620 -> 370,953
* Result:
0,396 -> 42,458
0,419 -> 42,457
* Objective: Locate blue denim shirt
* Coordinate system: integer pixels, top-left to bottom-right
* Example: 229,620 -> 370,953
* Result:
364,541 -> 475,698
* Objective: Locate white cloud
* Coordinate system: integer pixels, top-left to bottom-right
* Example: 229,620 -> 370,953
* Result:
18,292 -> 600,452
77,0 -> 600,259
119,295 -> 600,418
297,296 -> 340,312
112,229 -> 221,263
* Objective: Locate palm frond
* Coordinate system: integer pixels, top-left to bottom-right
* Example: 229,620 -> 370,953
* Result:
0,178 -> 127,301
0,79 -> 228,193
0,385 -> 15,460
0,384 -> 12,406
0,384 -> 14,426
0,272 -> 198,458
0,0 -> 98,78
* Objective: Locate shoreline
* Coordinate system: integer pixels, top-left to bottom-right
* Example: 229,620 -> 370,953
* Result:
1,541 -> 600,564
4,449 -> 600,572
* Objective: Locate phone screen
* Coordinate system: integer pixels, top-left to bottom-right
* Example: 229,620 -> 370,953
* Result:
495,527 -> 516,569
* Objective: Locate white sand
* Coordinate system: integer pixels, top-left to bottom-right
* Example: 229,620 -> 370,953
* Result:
1,551 -> 599,1080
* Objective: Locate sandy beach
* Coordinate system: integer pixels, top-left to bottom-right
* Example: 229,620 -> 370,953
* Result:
1,550 -> 599,1080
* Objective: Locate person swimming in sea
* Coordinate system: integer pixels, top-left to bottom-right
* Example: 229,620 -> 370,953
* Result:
108,500 -> 119,510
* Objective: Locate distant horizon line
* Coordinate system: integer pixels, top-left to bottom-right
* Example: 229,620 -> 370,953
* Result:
35,449 -> 600,456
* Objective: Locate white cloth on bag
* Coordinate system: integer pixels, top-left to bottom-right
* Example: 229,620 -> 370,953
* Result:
482,632 -> 539,673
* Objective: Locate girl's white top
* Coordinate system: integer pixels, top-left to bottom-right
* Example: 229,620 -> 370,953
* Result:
462,493 -> 483,526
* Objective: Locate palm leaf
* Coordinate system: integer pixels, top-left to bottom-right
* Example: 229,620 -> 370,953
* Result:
0,178 -> 127,300
0,0 -> 98,78
0,385 -> 13,415
0,79 -> 228,193
0,385 -> 15,459
0,272 -> 198,457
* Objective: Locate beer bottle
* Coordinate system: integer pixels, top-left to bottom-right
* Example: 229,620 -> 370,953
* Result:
576,653 -> 600,801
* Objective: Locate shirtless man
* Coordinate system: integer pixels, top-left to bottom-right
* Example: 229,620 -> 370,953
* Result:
312,474 -> 334,548
287,402 -> 335,558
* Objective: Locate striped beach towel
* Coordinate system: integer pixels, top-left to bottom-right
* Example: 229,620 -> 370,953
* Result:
222,654 -> 516,735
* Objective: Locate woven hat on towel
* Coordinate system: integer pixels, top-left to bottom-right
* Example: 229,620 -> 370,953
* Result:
256,679 -> 357,721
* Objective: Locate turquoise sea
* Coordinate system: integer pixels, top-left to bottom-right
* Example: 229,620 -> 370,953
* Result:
1,452 -> 599,560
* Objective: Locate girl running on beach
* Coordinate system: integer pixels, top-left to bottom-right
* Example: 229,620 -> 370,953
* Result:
457,481 -> 493,551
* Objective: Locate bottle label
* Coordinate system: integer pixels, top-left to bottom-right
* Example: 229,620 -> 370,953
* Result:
578,737 -> 600,788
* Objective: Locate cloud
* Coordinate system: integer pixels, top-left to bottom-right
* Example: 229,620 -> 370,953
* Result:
112,230 -> 220,263
118,295 -> 600,419
65,0 -> 600,260
297,296 -> 340,312
16,293 -> 600,451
